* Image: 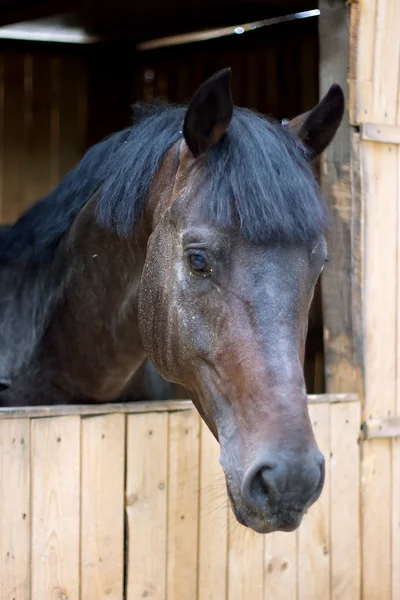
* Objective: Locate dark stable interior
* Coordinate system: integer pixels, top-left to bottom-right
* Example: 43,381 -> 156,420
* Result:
0,2 -> 325,393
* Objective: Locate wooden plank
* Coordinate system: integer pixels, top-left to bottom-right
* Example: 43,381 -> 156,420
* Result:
264,532 -> 297,600
362,440 -> 391,599
354,0 -> 376,121
167,409 -> 200,600
227,514 -> 264,600
126,412 -> 168,600
31,416 -> 80,600
364,416 -> 400,439
59,56 -> 87,180
24,53 -> 53,207
392,438 -> 400,600
361,122 -> 400,144
0,394 -> 359,420
0,418 -> 30,600
363,142 -> 397,417
371,0 -> 400,123
1,53 -> 25,224
297,404 -> 330,600
197,420 -> 228,600
394,145 -> 400,600
319,0 -> 361,393
81,414 -> 125,600
330,401 -> 361,600
362,139 -> 397,600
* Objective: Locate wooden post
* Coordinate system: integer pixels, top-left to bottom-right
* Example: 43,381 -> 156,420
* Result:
318,0 -> 363,395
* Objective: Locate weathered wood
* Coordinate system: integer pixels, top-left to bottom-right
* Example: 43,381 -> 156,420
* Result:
167,410 -> 200,600
298,404 -> 330,600
0,419 -> 30,600
227,515 -> 264,600
31,416 -> 81,600
361,122 -> 400,144
361,140 -> 397,600
126,412 -> 168,600
330,401 -> 361,600
81,414 -> 125,600
364,416 -> 400,440
197,419 -> 228,600
0,393 -> 359,420
319,0 -> 361,394
264,532 -> 297,600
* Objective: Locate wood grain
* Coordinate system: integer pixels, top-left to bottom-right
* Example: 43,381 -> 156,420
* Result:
167,410 -> 200,600
81,414 -> 125,600
298,404 -> 330,600
197,420 -> 228,600
31,416 -> 80,600
126,412 -> 168,600
0,418 -> 30,600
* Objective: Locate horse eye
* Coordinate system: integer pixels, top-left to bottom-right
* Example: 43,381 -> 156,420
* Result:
187,251 -> 211,276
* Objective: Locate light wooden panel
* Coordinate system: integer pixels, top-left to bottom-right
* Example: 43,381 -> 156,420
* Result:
264,532 -> 297,600
81,413 -> 125,600
126,412 -> 168,600
330,402 -> 361,600
0,418 -> 30,600
197,420 -> 228,600
227,513 -> 264,600
167,410 -> 200,600
298,404 -> 330,600
361,141 -> 397,600
31,416 -> 80,600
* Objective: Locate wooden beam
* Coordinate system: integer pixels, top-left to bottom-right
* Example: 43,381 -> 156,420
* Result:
0,393 -> 359,420
363,417 -> 400,440
360,122 -> 400,144
319,0 -> 362,394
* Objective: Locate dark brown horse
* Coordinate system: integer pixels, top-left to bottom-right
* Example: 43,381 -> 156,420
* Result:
0,69 -> 344,533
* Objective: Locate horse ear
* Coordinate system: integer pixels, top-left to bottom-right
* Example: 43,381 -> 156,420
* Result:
287,84 -> 345,157
183,68 -> 233,157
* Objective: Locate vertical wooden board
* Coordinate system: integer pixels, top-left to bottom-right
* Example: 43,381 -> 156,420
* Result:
264,532 -> 297,600
297,404 -> 330,600
167,409 -> 200,600
31,416 -> 80,600
198,420 -> 228,600
355,0 -> 376,121
372,0 -> 400,123
0,419 -> 30,600
81,414 -> 125,600
59,56 -> 87,180
362,440 -> 391,600
392,438 -> 400,600
227,511 -> 264,600
393,145 -> 400,600
126,412 -> 168,600
362,143 -> 396,599
363,142 -> 397,416
330,402 -> 361,600
25,54 -> 53,207
1,53 -> 25,223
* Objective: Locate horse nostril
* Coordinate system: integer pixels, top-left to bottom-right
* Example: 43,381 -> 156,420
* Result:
242,461 -> 286,509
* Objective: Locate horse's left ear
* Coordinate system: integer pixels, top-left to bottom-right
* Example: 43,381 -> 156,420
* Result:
287,84 -> 345,156
183,68 -> 233,157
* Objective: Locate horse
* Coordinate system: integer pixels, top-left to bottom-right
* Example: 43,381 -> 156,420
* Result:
0,68 -> 344,534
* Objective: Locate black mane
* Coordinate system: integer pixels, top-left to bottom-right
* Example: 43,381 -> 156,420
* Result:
0,103 -> 326,265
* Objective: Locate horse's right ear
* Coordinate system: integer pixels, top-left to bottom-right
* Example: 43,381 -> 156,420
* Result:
287,84 -> 345,157
183,68 -> 233,157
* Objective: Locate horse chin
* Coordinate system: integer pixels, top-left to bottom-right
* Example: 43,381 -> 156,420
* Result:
226,482 -> 304,534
